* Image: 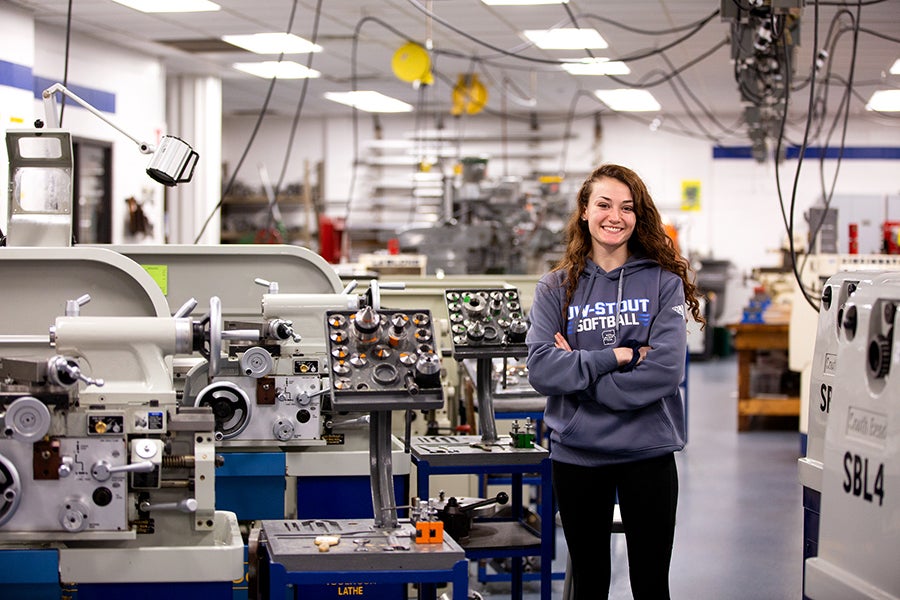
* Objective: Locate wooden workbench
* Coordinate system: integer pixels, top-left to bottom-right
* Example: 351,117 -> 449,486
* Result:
729,322 -> 800,431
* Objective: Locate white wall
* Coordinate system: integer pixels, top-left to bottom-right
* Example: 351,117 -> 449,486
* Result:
0,3 -> 37,237
166,75 -> 222,245
0,4 -> 168,245
33,24 -> 167,244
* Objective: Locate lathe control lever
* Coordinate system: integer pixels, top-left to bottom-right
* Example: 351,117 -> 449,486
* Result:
254,278 -> 279,294
65,294 -> 91,317
173,297 -> 199,318
91,459 -> 154,482
366,280 -> 406,311
46,355 -> 105,388
139,498 -> 198,513
295,386 -> 330,406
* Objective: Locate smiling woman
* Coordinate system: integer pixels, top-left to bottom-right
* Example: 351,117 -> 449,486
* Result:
581,176 -> 635,266
526,163 -> 706,600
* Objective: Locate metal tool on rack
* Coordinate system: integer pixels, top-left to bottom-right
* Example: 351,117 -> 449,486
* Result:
247,303 -> 468,599
445,288 -> 529,442
433,491 -> 509,542
323,304 -> 444,528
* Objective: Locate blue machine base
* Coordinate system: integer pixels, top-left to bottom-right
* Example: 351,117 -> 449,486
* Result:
0,548 -> 61,599
802,485 -> 821,600
216,452 -> 287,520
296,474 -> 409,520
76,581 -> 234,600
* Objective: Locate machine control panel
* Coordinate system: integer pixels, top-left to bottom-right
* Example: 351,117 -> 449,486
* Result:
324,307 -> 444,411
444,288 -> 529,358
193,374 -> 324,442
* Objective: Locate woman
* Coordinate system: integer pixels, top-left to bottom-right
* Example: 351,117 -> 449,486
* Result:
526,164 -> 704,599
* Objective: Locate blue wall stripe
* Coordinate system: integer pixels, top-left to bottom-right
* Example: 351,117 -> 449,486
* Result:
713,146 -> 755,159
784,146 -> 900,160
0,59 -> 34,92
1,60 -> 117,114
714,145 -> 900,160
34,75 -> 116,114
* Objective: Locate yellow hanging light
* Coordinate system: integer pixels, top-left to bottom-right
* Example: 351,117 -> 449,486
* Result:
391,42 -> 433,85
450,74 -> 488,116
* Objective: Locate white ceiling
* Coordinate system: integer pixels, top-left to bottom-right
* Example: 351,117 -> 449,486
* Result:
8,0 -> 900,142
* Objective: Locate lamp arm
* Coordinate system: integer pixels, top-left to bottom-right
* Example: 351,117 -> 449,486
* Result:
42,83 -> 155,155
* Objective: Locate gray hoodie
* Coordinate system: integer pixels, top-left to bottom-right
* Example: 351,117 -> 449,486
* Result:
526,255 -> 687,466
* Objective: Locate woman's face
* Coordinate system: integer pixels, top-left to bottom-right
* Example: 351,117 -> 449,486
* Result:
582,176 -> 636,255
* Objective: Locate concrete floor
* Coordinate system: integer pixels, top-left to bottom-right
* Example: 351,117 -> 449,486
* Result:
473,355 -> 804,600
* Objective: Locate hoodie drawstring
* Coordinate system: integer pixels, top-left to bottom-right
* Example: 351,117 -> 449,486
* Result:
616,270 -> 625,333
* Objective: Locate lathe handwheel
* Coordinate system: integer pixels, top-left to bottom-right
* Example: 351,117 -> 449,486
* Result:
0,454 -> 22,526
194,381 -> 251,440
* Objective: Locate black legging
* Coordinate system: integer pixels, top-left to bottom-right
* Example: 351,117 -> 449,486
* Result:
553,453 -> 679,600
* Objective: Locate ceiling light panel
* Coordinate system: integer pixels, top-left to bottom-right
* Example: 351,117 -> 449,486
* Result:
222,33 -> 322,54
481,0 -> 568,5
561,58 -> 631,76
523,28 -> 607,50
324,91 -> 413,113
866,90 -> 900,112
112,0 -> 220,13
594,89 -> 661,112
233,61 -> 321,79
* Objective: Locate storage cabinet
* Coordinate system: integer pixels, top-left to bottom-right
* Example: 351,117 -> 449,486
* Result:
72,138 -> 112,243
729,322 -> 801,430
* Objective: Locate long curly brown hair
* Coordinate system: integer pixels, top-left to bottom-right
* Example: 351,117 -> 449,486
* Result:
553,164 -> 705,327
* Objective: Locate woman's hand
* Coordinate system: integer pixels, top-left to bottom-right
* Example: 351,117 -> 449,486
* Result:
554,332 -> 572,352
556,332 -> 651,368
614,345 -> 652,367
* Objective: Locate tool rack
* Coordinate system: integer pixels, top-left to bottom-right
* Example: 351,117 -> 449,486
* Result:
409,287 -> 554,600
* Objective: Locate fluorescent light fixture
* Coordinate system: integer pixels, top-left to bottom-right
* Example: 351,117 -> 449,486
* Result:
482,0 -> 567,4
594,89 -> 661,112
233,61 -> 321,79
890,59 -> 900,75
523,28 -> 607,50
324,91 -> 413,113
112,0 -> 220,12
866,89 -> 900,112
222,33 -> 322,54
561,58 -> 630,76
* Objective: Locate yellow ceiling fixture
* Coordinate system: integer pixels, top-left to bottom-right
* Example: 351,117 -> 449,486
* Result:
391,42 -> 433,86
451,74 -> 488,116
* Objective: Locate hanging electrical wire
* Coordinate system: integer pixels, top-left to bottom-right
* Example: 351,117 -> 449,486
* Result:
558,89 -> 604,177
657,54 -> 745,142
193,0 -> 301,244
805,4 -> 864,270
58,0 -> 73,125
782,0 -> 823,311
264,0 -> 326,240
337,3 -> 820,244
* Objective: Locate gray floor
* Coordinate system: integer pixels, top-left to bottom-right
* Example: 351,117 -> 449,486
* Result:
475,355 -> 804,600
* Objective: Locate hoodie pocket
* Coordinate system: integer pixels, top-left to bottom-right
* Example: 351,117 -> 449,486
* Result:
558,395 -> 679,454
